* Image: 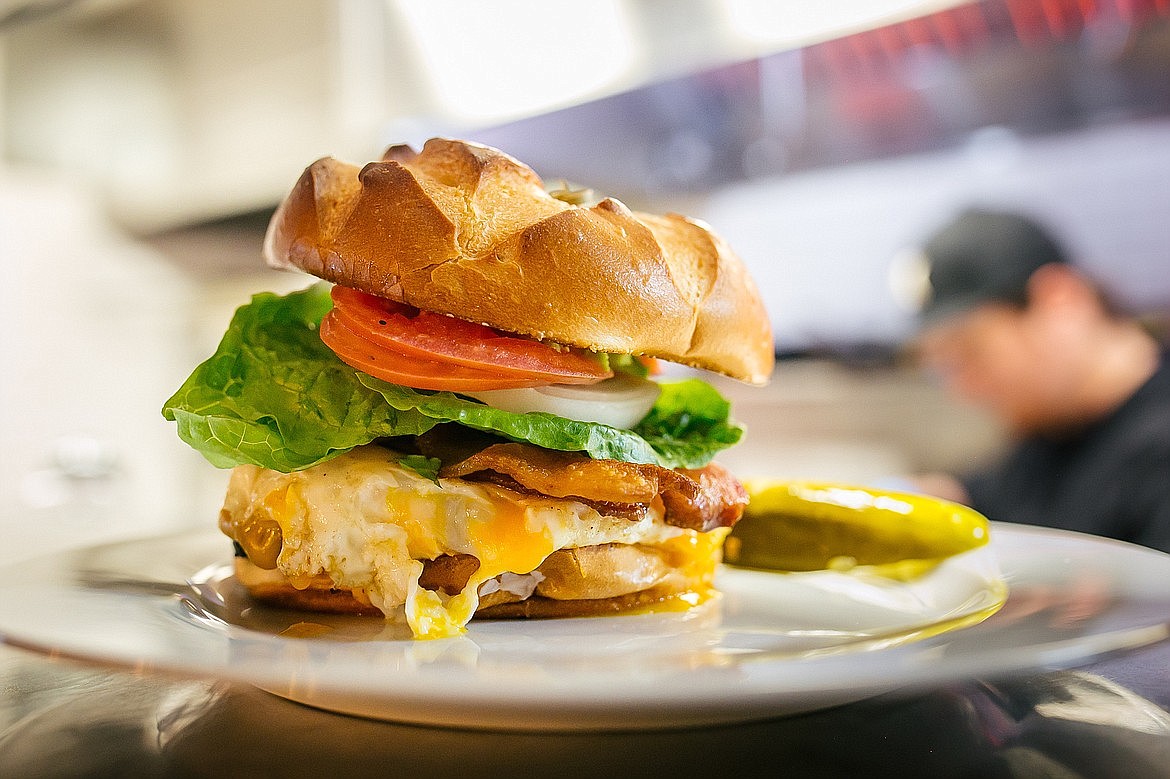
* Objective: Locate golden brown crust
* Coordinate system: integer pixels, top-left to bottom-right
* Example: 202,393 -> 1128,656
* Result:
263,138 -> 774,384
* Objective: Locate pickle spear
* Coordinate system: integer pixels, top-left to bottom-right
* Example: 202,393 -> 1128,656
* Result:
725,482 -> 991,573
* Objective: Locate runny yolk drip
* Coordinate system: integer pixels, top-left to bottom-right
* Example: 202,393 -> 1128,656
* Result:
401,491 -> 557,640
218,485 -> 295,570
661,527 -> 728,582
466,497 -> 555,578
632,527 -> 731,613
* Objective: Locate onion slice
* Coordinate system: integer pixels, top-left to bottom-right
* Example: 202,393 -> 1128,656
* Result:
465,373 -> 661,429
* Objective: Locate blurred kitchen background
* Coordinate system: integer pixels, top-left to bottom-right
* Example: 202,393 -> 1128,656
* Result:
2,0 -> 1168,562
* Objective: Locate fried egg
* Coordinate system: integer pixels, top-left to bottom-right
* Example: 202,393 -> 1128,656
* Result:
220,445 -> 717,639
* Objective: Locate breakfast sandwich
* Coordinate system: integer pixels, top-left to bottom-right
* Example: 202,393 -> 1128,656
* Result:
163,138 -> 774,639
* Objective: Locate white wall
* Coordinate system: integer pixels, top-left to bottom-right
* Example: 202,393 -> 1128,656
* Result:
0,170 -> 206,562
701,119 -> 1170,351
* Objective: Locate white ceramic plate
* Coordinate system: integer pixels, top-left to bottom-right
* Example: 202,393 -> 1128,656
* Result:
0,524 -> 1167,731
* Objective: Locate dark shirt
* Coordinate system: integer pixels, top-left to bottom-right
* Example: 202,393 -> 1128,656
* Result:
963,354 -> 1170,553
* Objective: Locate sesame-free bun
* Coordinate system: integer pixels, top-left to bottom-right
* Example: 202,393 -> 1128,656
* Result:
263,138 -> 774,384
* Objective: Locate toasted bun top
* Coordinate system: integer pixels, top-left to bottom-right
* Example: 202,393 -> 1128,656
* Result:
263,138 -> 774,384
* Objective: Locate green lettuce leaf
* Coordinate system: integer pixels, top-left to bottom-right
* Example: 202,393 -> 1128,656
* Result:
162,285 -> 435,472
397,455 -> 442,483
162,285 -> 744,472
634,380 -> 744,468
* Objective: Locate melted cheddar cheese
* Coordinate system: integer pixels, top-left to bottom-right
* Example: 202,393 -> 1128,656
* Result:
220,445 -> 713,639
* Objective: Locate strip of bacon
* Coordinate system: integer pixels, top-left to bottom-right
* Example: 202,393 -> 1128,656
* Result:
440,442 -> 747,532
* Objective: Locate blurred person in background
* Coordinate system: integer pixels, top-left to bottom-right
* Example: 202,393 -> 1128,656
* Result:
912,208 -> 1170,553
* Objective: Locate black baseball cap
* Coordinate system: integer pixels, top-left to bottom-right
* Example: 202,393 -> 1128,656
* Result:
918,208 -> 1068,325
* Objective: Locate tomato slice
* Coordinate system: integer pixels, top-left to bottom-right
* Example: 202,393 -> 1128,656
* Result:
320,287 -> 614,392
321,313 -> 550,391
324,286 -> 612,390
638,356 -> 662,376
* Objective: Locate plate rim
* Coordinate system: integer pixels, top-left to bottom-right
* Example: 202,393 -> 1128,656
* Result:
1,523 -> 1168,729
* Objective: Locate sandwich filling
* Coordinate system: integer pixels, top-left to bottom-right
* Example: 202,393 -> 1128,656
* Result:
221,445 -> 732,639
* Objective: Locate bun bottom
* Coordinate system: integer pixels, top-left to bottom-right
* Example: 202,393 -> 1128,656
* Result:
232,543 -> 707,620
474,585 -> 690,619
233,558 -> 384,616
